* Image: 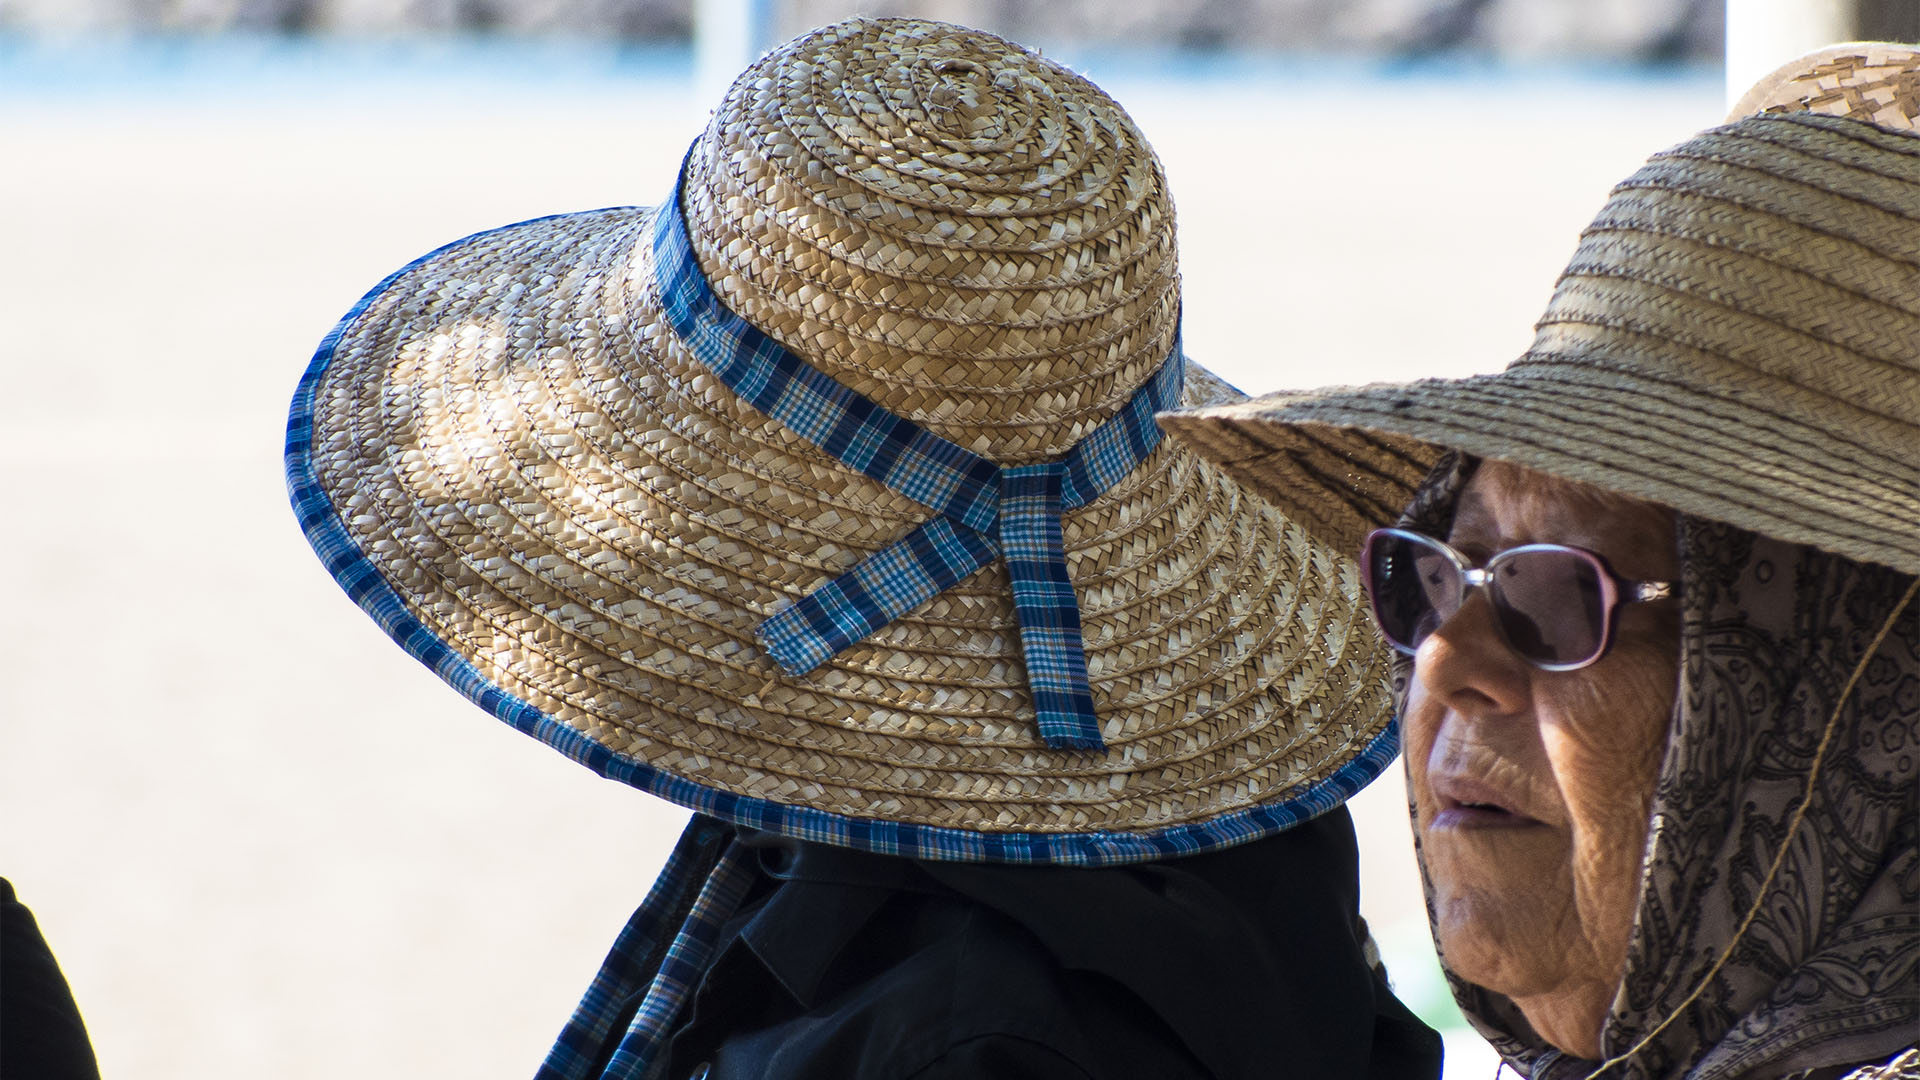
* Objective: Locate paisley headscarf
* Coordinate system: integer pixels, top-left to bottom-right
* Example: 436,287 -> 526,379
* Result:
1399,455 -> 1920,1080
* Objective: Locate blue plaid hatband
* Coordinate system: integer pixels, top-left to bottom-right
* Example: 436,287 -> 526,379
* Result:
652,188 -> 1183,752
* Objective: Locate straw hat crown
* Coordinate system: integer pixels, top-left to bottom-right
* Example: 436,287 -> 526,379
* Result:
683,18 -> 1177,461
287,17 -> 1396,863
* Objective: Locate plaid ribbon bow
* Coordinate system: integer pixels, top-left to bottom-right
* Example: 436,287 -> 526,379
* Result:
652,192 -> 1182,751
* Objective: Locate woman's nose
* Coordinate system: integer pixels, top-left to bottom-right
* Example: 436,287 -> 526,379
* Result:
1414,588 -> 1531,716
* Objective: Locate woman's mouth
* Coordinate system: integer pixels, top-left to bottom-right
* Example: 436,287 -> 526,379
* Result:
1428,776 -> 1541,830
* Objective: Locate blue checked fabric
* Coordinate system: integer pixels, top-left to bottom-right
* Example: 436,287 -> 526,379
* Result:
536,816 -> 753,1080
652,193 -> 1183,751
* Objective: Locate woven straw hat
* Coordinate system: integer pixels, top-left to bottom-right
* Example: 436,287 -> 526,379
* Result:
1160,110 -> 1920,575
286,17 -> 1397,864
1729,41 -> 1919,128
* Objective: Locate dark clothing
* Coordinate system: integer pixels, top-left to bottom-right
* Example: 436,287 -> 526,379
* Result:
1,879 -> 101,1080
659,807 -> 1440,1080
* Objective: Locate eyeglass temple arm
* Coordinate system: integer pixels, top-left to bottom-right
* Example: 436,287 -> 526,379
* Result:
1629,581 -> 1675,602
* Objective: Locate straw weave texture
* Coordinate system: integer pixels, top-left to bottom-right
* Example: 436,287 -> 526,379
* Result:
682,19 -> 1177,461
1162,112 -> 1920,575
1729,42 -> 1920,129
294,18 -> 1395,842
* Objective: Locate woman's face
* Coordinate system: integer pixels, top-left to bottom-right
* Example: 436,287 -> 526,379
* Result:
1404,459 -> 1680,1058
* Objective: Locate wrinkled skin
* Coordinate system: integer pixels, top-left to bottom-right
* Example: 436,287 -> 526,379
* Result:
1404,460 -> 1680,1058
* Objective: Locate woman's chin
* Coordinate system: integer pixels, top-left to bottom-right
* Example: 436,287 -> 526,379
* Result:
1429,892 -> 1612,1060
1427,880 -> 1574,999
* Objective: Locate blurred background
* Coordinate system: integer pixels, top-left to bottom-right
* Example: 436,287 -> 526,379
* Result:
0,1 -> 1910,1077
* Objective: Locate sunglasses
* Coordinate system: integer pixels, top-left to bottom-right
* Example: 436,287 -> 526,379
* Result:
1359,527 -> 1675,671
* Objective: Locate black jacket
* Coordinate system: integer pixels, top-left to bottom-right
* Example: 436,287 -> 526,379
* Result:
657,808 -> 1441,1080
1,879 -> 101,1080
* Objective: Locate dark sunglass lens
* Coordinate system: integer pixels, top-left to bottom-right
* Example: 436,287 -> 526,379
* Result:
1365,534 -> 1459,652
1490,549 -> 1604,665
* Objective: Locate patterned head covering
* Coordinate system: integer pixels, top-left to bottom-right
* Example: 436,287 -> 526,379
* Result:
1398,458 -> 1920,1080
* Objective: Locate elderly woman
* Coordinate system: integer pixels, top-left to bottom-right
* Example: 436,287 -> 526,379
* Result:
1162,57 -> 1919,1080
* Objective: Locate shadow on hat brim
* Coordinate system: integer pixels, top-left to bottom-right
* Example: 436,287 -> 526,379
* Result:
1155,397 -> 1440,558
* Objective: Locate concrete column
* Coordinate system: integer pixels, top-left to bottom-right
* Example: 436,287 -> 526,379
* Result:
694,0 -> 777,120
1725,0 -> 1853,107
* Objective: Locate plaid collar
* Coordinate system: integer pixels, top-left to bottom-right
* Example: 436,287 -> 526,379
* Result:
652,190 -> 1183,751
536,816 -> 747,1080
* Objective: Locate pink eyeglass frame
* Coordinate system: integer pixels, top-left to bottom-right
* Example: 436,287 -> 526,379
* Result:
1360,527 -> 1675,672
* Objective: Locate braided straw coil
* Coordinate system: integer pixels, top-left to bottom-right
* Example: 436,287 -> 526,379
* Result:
286,17 -> 1396,861
1729,41 -> 1919,128
1160,112 -> 1920,575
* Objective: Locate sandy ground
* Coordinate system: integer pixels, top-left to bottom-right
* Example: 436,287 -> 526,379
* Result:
0,46 -> 1719,1078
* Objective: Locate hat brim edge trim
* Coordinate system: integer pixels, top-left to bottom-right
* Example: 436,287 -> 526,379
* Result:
283,213 -> 1399,867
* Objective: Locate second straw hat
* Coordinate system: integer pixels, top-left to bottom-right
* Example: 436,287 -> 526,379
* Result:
1159,46 -> 1920,570
286,17 -> 1397,863
1159,110 -> 1920,574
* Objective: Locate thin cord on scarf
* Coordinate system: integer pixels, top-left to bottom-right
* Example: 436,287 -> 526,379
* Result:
1580,576 -> 1920,1080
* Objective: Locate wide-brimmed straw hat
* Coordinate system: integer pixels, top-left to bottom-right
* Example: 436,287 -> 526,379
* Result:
286,17 -> 1397,863
1159,107 -> 1920,576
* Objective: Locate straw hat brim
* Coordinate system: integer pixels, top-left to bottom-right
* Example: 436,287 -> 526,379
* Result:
1160,353 -> 1920,575
1161,113 -> 1920,577
1154,398 -> 1440,561
287,204 -> 1399,863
